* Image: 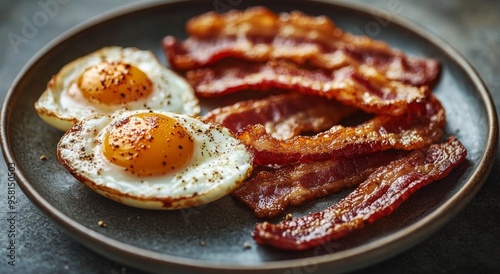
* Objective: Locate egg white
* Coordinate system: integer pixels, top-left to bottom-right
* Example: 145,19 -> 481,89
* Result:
35,46 -> 200,131
57,110 -> 253,210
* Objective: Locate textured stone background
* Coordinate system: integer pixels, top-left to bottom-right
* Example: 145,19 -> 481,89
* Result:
1,0 -> 499,273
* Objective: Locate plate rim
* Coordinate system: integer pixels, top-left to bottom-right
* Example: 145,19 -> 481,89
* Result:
1,0 -> 498,273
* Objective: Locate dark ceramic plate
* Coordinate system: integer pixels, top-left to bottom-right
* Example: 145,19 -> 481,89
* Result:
1,0 -> 497,273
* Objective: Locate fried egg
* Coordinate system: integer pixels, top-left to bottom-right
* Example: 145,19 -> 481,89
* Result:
57,110 -> 253,209
35,46 -> 200,131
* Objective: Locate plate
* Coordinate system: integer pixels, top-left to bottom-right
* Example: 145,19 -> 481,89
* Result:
1,0 -> 497,273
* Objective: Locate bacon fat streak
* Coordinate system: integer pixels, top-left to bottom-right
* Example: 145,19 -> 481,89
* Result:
253,137 -> 467,250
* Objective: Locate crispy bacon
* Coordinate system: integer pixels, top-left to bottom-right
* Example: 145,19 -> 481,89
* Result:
188,59 -> 430,116
203,92 -> 356,139
233,150 -> 406,219
238,95 -> 445,166
163,7 -> 440,86
253,136 -> 467,250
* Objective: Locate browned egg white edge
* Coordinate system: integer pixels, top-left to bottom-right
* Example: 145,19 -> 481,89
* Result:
56,115 -> 254,210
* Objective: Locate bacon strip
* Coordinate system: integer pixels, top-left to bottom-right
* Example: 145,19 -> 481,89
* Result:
163,7 -> 440,86
189,59 -> 430,116
253,136 -> 467,250
233,150 -> 406,219
238,95 -> 445,166
203,92 -> 356,140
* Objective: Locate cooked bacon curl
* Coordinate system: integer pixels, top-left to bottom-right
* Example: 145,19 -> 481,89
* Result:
253,137 -> 467,250
238,95 -> 445,166
163,7 -> 440,86
203,92 -> 356,140
189,59 -> 430,116
232,150 -> 406,219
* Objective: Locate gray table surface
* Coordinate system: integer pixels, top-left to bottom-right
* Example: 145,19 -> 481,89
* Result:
1,0 -> 499,273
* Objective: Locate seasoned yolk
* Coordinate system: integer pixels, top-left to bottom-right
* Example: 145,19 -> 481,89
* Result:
78,62 -> 153,105
102,113 -> 194,176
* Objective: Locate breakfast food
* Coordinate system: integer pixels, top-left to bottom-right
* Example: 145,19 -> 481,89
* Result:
187,59 -> 429,116
232,149 -> 406,219
208,92 -> 444,218
164,7 -> 437,116
34,5 -> 468,252
163,7 -> 439,87
203,92 -> 356,140
35,46 -> 200,131
163,7 -> 467,250
57,110 -> 253,209
238,95 -> 445,166
253,137 -> 467,250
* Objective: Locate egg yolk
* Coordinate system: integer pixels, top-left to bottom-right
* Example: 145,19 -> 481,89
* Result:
102,113 -> 194,176
78,62 -> 153,105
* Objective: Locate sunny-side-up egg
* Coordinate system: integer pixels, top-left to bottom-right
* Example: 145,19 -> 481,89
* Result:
35,46 -> 200,131
57,110 -> 254,209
